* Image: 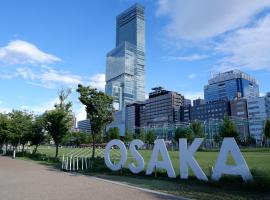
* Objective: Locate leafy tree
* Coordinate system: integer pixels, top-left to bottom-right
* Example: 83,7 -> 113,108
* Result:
174,127 -> 185,144
219,116 -> 239,142
124,128 -> 133,142
174,127 -> 193,144
145,129 -> 155,146
185,128 -> 194,144
107,127 -> 120,140
77,84 -> 114,160
0,113 -> 9,151
44,89 -> 72,157
264,119 -> 270,146
8,110 -> 33,154
30,115 -> 46,154
190,121 -> 204,138
213,133 -> 222,145
73,131 -> 91,146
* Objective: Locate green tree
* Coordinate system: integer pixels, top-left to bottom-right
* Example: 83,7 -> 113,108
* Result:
44,89 -> 72,157
30,115 -> 46,154
0,113 -> 9,151
174,127 -> 185,144
264,119 -> 270,146
145,129 -> 155,147
219,116 -> 239,142
107,127 -> 120,140
8,110 -> 33,155
77,84 -> 114,160
73,131 -> 91,147
124,128 -> 133,142
190,121 -> 204,138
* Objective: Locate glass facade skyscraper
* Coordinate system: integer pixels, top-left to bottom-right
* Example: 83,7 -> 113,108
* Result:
106,4 -> 145,111
204,70 -> 259,102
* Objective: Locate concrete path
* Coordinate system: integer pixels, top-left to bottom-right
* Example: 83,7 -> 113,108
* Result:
0,157 -> 181,200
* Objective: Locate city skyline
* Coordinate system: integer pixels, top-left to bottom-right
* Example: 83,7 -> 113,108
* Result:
1,0 -> 270,122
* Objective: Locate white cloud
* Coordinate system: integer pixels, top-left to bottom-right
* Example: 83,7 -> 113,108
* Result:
169,54 -> 208,61
41,68 -> 82,86
188,73 -> 196,79
88,73 -> 105,91
156,0 -> 270,40
215,14 -> 270,71
0,40 -> 61,65
75,106 -> 87,122
183,91 -> 203,101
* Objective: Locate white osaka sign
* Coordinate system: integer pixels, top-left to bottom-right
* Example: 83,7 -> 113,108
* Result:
104,138 -> 253,182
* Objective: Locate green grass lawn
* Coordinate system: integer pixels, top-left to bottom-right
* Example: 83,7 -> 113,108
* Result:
32,145 -> 270,199
36,145 -> 270,176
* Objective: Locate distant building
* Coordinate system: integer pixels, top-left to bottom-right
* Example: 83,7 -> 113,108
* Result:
247,97 -> 266,143
105,4 -> 146,136
125,103 -> 145,134
184,99 -> 192,106
266,92 -> 270,119
77,119 -> 91,134
193,98 -> 205,106
230,98 -> 249,141
141,87 -> 184,128
204,70 -> 259,102
191,100 -> 230,121
105,4 -> 145,111
71,113 -> 77,132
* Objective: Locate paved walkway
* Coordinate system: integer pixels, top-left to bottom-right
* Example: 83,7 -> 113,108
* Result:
0,157 -> 181,200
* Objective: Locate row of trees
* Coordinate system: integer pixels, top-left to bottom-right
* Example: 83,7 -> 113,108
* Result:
0,88 -> 90,158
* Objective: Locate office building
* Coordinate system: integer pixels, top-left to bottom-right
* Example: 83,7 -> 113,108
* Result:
193,98 -> 205,106
247,97 -> 266,143
141,87 -> 184,128
191,100 -> 230,121
230,98 -> 249,141
105,4 -> 145,111
266,92 -> 270,119
77,119 -> 91,134
105,4 -> 145,136
125,103 -> 145,134
204,70 -> 259,102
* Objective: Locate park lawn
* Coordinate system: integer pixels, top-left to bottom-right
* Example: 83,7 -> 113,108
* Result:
34,146 -> 270,199
36,146 -> 270,176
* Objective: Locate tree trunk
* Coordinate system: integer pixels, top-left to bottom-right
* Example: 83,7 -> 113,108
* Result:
22,144 -> 25,153
33,145 -> 38,154
55,144 -> 59,158
91,134 -> 95,160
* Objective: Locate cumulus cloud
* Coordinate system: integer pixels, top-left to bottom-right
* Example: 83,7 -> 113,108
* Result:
156,0 -> 270,40
0,40 -> 61,65
215,14 -> 270,71
88,73 -> 105,91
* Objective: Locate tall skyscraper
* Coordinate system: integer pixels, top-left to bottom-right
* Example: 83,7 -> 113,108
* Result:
105,4 -> 145,111
204,70 -> 259,102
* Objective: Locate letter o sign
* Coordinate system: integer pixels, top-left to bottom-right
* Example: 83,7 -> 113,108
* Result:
104,139 -> 127,171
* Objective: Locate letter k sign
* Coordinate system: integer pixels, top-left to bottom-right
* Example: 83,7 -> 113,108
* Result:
179,138 -> 208,181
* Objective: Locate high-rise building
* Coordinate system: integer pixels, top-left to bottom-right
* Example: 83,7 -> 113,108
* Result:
141,87 -> 184,128
77,119 -> 91,134
190,100 -> 230,122
204,70 -> 259,102
266,92 -> 270,119
247,97 -> 266,143
230,98 -> 249,140
105,4 -> 145,111
125,102 -> 145,134
193,98 -> 205,106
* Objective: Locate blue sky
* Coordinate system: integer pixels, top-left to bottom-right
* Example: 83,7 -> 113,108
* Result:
1,0 -> 270,120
